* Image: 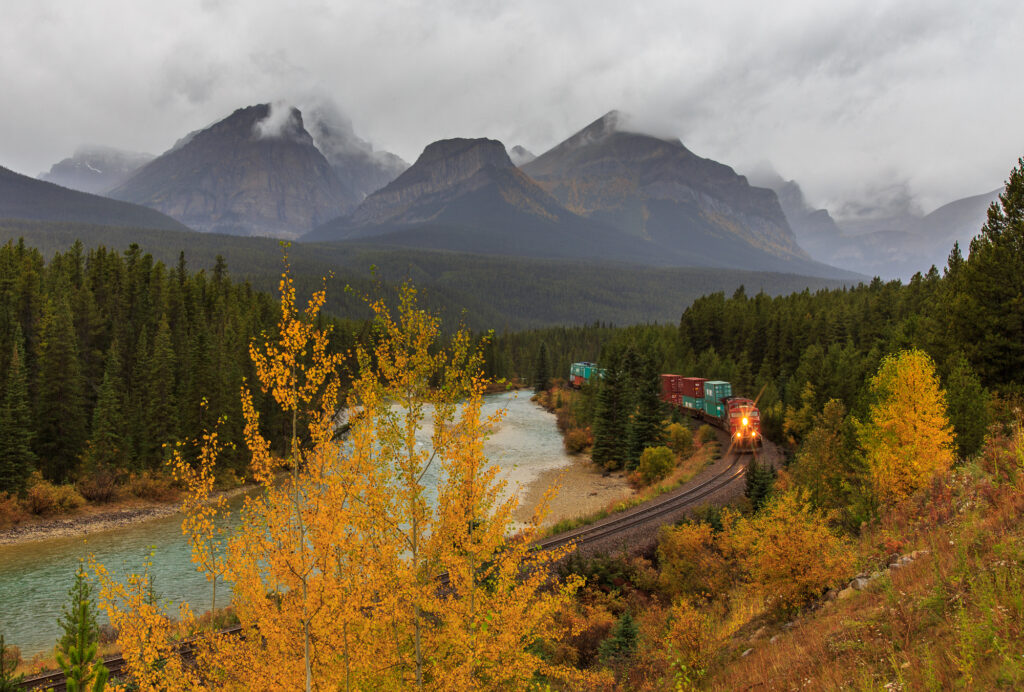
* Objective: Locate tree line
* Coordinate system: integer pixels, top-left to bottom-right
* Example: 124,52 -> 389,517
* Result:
0,240 -> 355,497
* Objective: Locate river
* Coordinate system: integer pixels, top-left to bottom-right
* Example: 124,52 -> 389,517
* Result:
0,390 -> 570,659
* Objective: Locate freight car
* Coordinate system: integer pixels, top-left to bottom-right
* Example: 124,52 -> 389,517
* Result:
660,374 -> 762,451
569,361 -> 606,388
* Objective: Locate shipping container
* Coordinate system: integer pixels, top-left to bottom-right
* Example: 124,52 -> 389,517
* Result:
681,377 -> 706,399
703,380 -> 732,403
704,399 -> 725,419
681,395 -> 703,411
661,374 -> 684,399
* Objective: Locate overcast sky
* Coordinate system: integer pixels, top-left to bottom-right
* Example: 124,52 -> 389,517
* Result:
2,0 -> 1022,217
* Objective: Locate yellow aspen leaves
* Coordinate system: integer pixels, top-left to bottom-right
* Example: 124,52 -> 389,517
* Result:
93,258 -> 585,691
859,349 -> 955,505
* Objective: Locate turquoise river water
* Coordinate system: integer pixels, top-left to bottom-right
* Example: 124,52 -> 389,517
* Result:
0,391 -> 570,658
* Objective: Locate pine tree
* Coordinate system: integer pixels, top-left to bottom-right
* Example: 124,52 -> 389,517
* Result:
952,158 -> 1024,387
142,316 -> 178,467
591,353 -> 628,470
744,458 -> 777,512
533,341 -> 550,393
627,351 -> 664,467
943,353 -> 989,459
81,340 -> 129,493
56,564 -> 109,692
598,611 -> 639,665
0,329 -> 35,494
35,290 -> 86,483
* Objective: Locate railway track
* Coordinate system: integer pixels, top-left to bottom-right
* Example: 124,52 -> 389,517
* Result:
538,447 -> 746,553
21,447 -> 748,690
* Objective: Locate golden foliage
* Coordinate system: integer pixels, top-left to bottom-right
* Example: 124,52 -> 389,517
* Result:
725,492 -> 853,614
93,259 -> 587,691
657,522 -> 732,602
859,349 -> 955,505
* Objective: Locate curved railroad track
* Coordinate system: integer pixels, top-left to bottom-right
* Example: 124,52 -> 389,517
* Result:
538,445 -> 747,553
21,442 -> 751,691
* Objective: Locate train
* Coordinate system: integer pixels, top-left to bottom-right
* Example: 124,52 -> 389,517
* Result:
568,362 -> 762,451
659,374 -> 762,451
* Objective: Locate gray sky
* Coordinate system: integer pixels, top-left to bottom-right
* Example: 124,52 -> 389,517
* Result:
3,0 -> 1022,217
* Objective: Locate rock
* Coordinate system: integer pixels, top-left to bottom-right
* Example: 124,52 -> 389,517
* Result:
741,648 -> 754,658
782,621 -> 795,630
751,626 -> 766,641
825,589 -> 839,601
898,555 -> 913,566
851,577 -> 871,590
838,587 -> 856,600
886,553 -> 900,565
871,571 -> 883,580
770,635 -> 780,643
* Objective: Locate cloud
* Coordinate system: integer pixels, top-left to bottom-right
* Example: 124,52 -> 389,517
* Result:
0,0 -> 1021,213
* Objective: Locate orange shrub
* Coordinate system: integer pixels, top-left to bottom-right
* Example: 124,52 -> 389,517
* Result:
564,427 -> 593,454
725,491 -> 853,614
126,471 -> 178,502
24,473 -> 84,515
0,492 -> 28,528
657,521 -> 733,602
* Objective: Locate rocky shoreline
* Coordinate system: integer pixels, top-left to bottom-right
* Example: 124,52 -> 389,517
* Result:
0,505 -> 179,546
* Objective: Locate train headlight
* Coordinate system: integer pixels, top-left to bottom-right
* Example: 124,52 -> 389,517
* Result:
742,417 -> 749,426
735,432 -> 741,438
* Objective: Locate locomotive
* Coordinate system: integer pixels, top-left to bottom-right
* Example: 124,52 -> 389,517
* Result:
660,374 -> 762,451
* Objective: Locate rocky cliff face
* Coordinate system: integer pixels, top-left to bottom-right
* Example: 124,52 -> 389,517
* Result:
345,138 -> 542,228
523,112 -> 811,270
39,146 -> 154,195
304,105 -> 408,202
109,104 -> 353,238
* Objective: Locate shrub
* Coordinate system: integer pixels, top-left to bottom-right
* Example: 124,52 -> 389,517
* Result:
77,467 -> 121,503
638,446 -> 675,485
126,471 -> 177,502
0,493 -> 28,528
24,473 -> 84,515
657,522 -> 733,601
698,424 -> 717,444
725,491 -> 854,614
564,428 -> 593,455
666,423 -> 693,457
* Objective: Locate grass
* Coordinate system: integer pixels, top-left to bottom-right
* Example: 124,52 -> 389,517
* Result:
704,455 -> 1024,691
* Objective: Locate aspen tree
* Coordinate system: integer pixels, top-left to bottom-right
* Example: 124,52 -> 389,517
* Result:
859,349 -> 955,504
95,261 -> 590,690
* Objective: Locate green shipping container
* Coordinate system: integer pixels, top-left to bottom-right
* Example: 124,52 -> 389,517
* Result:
682,396 -> 702,411
703,400 -> 725,419
703,380 -> 733,403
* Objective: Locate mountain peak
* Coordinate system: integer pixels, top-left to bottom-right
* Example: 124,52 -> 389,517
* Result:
416,138 -> 512,169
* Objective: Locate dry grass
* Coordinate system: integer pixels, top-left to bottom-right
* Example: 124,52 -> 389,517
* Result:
705,458 -> 1024,691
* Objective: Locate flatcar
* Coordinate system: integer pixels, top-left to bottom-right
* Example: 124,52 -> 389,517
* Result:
659,374 -> 761,451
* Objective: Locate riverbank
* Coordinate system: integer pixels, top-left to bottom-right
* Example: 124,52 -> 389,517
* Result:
0,486 -> 250,547
512,454 -> 634,528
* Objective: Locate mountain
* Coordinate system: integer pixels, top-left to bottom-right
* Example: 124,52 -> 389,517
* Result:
508,145 -> 536,166
108,104 -> 353,238
303,103 -> 409,202
759,172 -> 999,279
521,111 -> 816,273
39,146 -> 154,194
304,137 -> 684,265
0,165 -> 188,231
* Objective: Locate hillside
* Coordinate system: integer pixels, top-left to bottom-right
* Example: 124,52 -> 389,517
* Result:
0,165 -> 188,232
0,219 -> 857,331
